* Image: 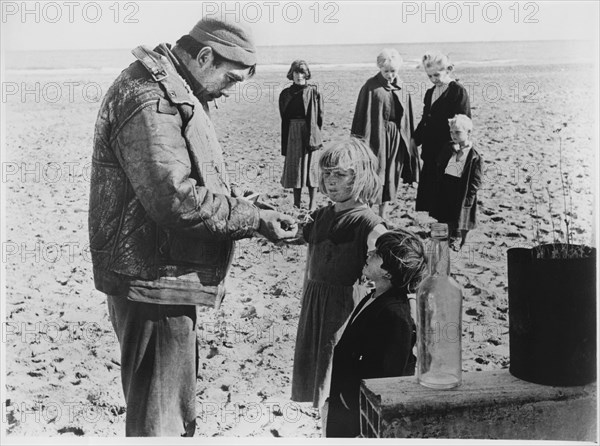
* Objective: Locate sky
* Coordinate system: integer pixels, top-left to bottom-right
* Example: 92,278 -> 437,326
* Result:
1,0 -> 599,51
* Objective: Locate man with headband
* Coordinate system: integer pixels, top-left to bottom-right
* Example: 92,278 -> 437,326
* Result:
89,17 -> 297,436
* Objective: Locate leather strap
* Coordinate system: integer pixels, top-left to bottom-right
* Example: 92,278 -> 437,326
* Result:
131,46 -> 168,82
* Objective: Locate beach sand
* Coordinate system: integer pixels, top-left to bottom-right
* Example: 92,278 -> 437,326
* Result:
3,61 -> 596,437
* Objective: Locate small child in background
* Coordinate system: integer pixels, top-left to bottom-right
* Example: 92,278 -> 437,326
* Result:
291,137 -> 387,418
325,229 -> 427,438
430,114 -> 483,250
413,52 -> 471,214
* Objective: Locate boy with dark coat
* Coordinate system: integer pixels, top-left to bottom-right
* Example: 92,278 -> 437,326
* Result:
325,229 -> 427,437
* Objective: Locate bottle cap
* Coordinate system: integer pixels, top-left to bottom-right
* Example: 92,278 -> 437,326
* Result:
431,222 -> 449,238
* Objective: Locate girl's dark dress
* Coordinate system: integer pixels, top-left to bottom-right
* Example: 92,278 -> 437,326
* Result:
291,204 -> 382,409
326,286 -> 416,438
413,80 -> 471,212
279,83 -> 323,188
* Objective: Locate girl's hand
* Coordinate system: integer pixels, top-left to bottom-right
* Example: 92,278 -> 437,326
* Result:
278,212 -> 313,245
298,213 -> 314,226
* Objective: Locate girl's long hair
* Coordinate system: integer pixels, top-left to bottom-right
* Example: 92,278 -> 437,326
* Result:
318,137 -> 381,205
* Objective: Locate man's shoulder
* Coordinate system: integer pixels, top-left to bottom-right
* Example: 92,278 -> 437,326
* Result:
105,46 -> 193,115
106,59 -> 165,107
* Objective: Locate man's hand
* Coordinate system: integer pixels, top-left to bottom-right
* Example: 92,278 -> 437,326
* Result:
257,210 -> 298,242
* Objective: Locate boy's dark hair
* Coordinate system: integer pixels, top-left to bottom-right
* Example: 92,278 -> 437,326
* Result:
175,35 -> 256,77
375,229 -> 427,293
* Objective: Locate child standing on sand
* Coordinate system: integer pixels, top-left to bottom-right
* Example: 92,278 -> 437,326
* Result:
291,137 -> 387,416
351,48 -> 418,221
326,229 -> 427,437
430,114 -> 483,249
413,52 -> 471,214
279,60 -> 324,211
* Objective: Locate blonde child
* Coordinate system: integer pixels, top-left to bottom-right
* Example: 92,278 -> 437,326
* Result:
291,137 -> 388,414
351,48 -> 418,221
431,114 -> 482,249
413,52 -> 471,214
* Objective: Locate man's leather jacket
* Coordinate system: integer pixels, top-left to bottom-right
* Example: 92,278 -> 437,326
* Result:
89,44 -> 260,306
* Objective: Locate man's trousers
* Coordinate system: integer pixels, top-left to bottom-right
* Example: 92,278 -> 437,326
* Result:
107,294 -> 198,436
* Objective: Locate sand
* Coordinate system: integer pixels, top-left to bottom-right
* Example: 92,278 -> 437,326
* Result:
3,61 -> 596,437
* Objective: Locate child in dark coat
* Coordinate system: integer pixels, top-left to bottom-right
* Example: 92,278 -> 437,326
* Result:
430,114 -> 483,249
413,53 -> 471,214
351,48 -> 418,221
279,60 -> 324,211
325,229 -> 427,438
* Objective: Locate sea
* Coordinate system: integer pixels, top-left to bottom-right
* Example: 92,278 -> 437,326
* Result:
3,39 -> 590,75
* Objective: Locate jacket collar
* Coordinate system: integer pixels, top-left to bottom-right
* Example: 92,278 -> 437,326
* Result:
370,285 -> 407,302
375,72 -> 402,92
356,285 -> 407,315
452,141 -> 473,156
444,142 -> 478,165
154,43 -> 212,105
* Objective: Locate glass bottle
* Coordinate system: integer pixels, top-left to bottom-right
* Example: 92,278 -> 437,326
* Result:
416,223 -> 463,389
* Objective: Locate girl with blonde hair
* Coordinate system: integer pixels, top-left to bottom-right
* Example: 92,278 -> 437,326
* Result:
291,137 -> 388,418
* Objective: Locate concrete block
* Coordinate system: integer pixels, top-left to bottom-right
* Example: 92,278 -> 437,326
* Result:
360,369 -> 597,440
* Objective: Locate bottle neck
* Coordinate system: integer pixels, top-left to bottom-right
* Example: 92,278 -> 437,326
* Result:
428,237 -> 450,276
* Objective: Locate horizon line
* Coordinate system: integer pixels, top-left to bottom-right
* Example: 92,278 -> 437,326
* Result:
4,37 -> 591,53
